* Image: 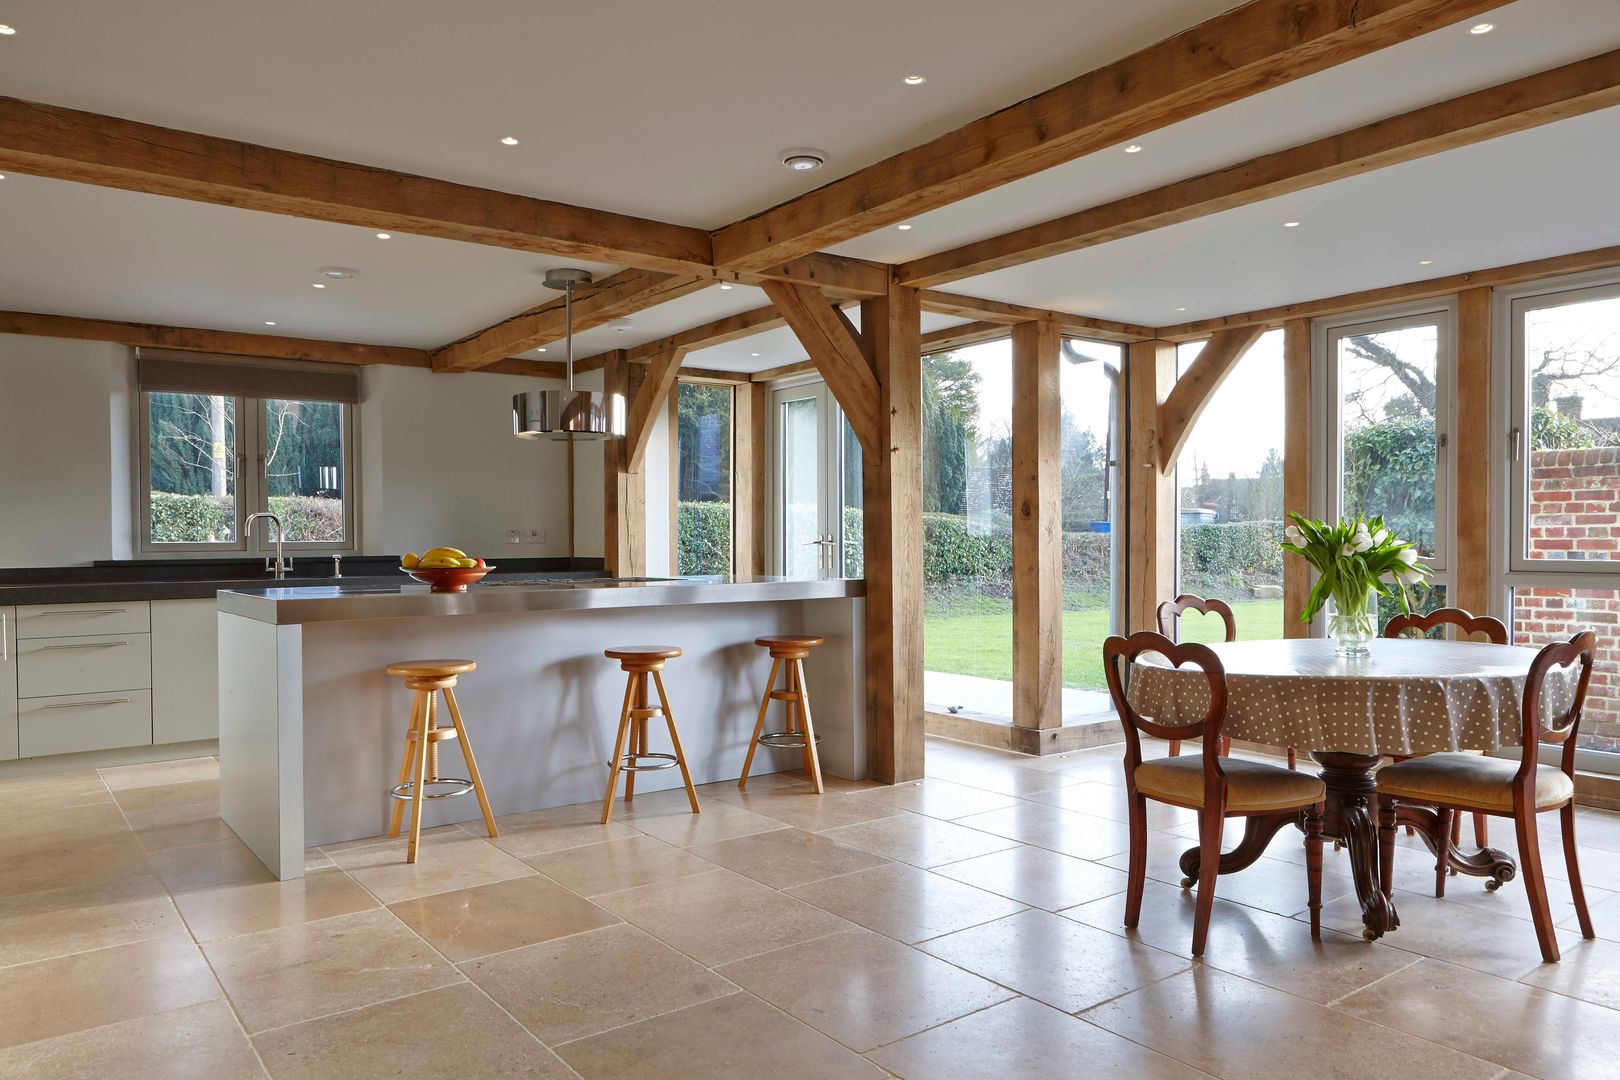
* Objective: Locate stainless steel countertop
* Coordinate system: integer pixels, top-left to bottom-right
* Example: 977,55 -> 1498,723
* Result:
217,575 -> 866,625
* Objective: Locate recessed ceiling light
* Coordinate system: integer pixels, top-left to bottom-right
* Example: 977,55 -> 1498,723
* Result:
1470,22 -> 1494,34
903,74 -> 926,85
375,232 -> 392,240
1419,258 -> 1434,265
897,223 -> 913,231
608,318 -> 634,333
750,352 -> 761,357
311,282 -> 326,289
1283,221 -> 1301,228
264,321 -> 277,326
317,266 -> 358,279
0,174 -> 6,180
0,25 -> 15,35
781,147 -> 827,172
718,283 -> 734,290
1124,144 -> 1143,154
536,347 -> 547,353
500,136 -> 520,146
1174,307 -> 1187,312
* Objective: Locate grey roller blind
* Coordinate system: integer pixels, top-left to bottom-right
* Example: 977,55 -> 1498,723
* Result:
137,350 -> 360,403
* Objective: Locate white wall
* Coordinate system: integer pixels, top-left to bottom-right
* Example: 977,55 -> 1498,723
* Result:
0,334 -> 133,566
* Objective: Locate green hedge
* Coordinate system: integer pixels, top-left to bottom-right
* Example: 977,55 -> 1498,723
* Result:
677,500 -> 732,576
1178,519 -> 1284,602
149,492 -> 344,544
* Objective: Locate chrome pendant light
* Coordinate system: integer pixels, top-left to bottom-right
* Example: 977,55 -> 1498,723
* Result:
512,268 -> 625,440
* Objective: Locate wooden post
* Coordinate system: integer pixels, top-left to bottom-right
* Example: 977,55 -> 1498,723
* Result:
603,351 -> 647,577
860,282 -> 925,783
733,382 -> 766,576
1283,318 -> 1312,637
1126,340 -> 1176,633
668,387 -> 681,572
1454,288 -> 1492,616
1011,318 -> 1064,746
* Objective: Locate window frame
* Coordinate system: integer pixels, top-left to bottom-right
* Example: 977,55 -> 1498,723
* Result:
135,388 -> 358,557
671,377 -> 738,577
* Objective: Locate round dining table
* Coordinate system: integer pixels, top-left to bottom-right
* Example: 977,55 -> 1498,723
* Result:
1128,636 -> 1577,939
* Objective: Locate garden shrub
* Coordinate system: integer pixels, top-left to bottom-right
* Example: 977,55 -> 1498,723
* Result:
677,500 -> 732,575
148,492 -> 344,543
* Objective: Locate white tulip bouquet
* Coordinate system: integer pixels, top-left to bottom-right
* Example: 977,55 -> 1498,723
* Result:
1280,512 -> 1430,637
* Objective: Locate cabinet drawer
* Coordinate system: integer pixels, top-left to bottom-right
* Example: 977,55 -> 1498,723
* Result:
16,602 -> 150,639
19,691 -> 152,757
18,635 -> 152,698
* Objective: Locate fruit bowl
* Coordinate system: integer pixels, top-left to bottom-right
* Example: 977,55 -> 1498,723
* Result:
400,564 -> 494,593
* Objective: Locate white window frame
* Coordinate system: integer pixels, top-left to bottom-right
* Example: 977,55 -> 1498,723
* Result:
765,373 -> 847,576
136,390 -> 358,557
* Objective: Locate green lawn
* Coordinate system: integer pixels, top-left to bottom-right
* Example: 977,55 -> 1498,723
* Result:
924,597 -> 1285,690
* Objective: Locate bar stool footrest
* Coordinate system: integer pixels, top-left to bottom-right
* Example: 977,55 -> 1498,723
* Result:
757,731 -> 822,749
616,752 -> 681,772
390,777 -> 475,801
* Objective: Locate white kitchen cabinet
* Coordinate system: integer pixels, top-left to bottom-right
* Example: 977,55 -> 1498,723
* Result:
151,598 -> 219,744
19,690 -> 152,757
0,608 -> 16,761
15,601 -> 150,639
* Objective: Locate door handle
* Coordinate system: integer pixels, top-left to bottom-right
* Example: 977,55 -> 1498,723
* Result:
38,641 -> 130,650
38,608 -> 128,617
40,698 -> 131,710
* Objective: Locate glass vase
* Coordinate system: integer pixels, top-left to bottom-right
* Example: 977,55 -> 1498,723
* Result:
1327,587 -> 1378,658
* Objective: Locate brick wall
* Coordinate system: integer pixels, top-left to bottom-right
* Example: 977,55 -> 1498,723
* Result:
1516,447 -> 1620,751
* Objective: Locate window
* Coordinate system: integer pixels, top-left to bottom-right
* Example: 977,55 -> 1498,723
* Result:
1173,329 -> 1286,640
136,352 -> 356,554
1059,338 -> 1122,709
674,382 -> 733,576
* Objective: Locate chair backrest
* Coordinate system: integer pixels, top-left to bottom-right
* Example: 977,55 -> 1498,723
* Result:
1103,632 -> 1230,800
1382,607 -> 1507,644
1520,632 -> 1597,789
1156,594 -> 1237,643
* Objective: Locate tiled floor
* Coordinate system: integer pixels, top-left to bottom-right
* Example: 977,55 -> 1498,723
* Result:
0,740 -> 1617,1078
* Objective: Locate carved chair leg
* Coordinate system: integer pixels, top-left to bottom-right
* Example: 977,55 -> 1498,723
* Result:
1168,739 -> 1181,758
1516,808 -> 1561,963
1190,805 -> 1224,957
1304,803 -> 1324,940
1124,789 -> 1148,929
1219,736 -> 1231,757
1377,798 -> 1398,900
1473,812 -> 1489,849
1561,802 -> 1596,940
1434,808 -> 1454,898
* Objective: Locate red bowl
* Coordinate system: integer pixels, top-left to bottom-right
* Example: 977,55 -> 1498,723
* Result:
400,564 -> 494,593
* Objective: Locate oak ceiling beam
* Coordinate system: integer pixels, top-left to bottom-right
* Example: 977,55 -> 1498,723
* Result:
921,320 -> 1008,353
1155,243 -> 1620,340
900,49 -> 1620,288
1156,324 -> 1267,473
710,0 -> 1503,271
624,346 -> 689,471
431,270 -> 708,373
920,291 -> 1154,341
761,280 -> 881,454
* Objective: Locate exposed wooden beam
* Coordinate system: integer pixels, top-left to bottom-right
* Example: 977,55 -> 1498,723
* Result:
1454,288 -> 1493,616
624,347 -> 689,471
1011,318 -> 1064,745
602,352 -> 648,576
751,254 -> 890,300
1156,324 -> 1267,472
919,291 -> 1154,341
431,271 -> 708,373
1156,244 -> 1620,339
1127,340 -> 1176,633
711,0 -> 1501,271
749,359 -> 818,383
921,321 -> 1007,354
733,382 -> 766,576
901,50 -> 1620,287
675,366 -> 751,384
620,304 -> 790,364
760,281 -> 881,454
1282,319 -> 1312,638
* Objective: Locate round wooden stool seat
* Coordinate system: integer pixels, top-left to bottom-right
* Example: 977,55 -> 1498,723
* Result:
386,659 -> 476,678
604,645 -> 683,672
755,635 -> 824,659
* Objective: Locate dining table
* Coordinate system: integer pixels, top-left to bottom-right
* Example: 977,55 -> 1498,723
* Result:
1127,636 -> 1579,940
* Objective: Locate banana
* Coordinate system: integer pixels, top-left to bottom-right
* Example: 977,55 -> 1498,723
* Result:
421,546 -> 467,562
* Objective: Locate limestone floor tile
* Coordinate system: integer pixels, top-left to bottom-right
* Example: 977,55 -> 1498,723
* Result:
112,778 -> 219,814
718,926 -> 1014,1051
1393,858 -> 1605,929
1019,780 -> 1195,831
918,908 -> 1188,1014
817,810 -> 1020,868
786,861 -> 1026,943
0,1000 -> 264,1080
174,867 -> 379,942
100,756 -> 219,790
922,756 -> 1078,798
705,786 -> 907,831
303,848 -> 334,872
1098,829 -> 1276,890
931,844 -> 1129,911
203,908 -> 462,1033
849,777 -> 1020,820
253,982 -> 574,1080
593,868 -> 853,966
482,801 -> 640,858
0,832 -> 154,900
388,873 -> 619,962
689,827 -> 889,889
525,834 -> 716,896
149,835 -> 278,894
866,995 -> 1211,1080
463,922 -> 737,1045
326,831 -> 537,904
1311,889 -> 1578,979
0,873 -> 184,967
1337,957 -> 1620,1079
1064,882 -> 1420,1004
315,823 -> 464,855
0,935 -> 219,1050
1100,838 -> 1353,920
1086,966 -> 1505,1080
125,801 -> 239,852
953,802 -> 1135,861
1562,887 -> 1620,942
5,801 -> 132,852
1518,935 -> 1620,1010
0,770 -> 113,812
557,991 -> 884,1080
615,788 -> 791,847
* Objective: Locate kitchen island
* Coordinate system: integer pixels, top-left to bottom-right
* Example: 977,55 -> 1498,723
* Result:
217,576 -> 866,878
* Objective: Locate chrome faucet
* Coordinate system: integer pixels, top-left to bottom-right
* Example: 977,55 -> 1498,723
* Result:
245,512 -> 290,579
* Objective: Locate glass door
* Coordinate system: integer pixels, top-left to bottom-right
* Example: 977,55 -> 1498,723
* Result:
769,380 -> 847,577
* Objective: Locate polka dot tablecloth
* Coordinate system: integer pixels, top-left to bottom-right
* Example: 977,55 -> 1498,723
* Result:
1127,637 -> 1581,756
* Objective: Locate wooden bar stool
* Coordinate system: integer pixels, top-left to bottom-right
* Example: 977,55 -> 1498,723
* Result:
385,659 -> 498,864
740,635 -> 825,794
600,646 -> 700,824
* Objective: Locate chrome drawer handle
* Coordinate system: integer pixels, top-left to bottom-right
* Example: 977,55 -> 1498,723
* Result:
38,641 -> 130,650
39,608 -> 128,616
40,698 -> 131,709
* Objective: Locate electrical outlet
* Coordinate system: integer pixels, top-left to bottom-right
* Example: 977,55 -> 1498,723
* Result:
525,528 -> 544,545
506,529 -> 522,545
